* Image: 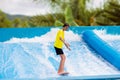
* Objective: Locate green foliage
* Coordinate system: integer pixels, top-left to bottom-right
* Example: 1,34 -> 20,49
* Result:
0,10 -> 12,28
0,10 -> 30,28
13,18 -> 21,27
95,0 -> 120,25
33,0 -> 94,26
21,21 -> 29,27
64,6 -> 78,26
1,0 -> 120,27
69,0 -> 92,25
29,14 -> 55,27
29,13 -> 65,27
54,20 -> 63,27
53,13 -> 65,23
12,18 -> 29,27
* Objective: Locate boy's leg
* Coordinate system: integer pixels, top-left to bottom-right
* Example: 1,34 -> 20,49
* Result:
58,54 -> 66,74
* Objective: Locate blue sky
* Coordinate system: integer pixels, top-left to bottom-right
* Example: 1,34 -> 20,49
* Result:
0,0 -> 106,16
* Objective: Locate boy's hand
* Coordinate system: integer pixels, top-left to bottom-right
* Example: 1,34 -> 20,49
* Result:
67,47 -> 71,51
65,43 -> 71,51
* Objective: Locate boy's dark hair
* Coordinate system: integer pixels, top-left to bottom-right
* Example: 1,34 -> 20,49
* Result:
63,23 -> 69,27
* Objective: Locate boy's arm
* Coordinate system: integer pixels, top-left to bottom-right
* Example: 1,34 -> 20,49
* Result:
60,37 -> 71,50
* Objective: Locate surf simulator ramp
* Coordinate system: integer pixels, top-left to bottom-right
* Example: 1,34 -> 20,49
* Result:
82,30 -> 120,70
0,27 -> 120,79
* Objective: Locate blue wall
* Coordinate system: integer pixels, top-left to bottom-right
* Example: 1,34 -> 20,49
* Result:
0,26 -> 120,42
0,28 -> 50,42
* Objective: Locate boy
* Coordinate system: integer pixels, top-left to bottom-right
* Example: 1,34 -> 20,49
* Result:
54,23 -> 71,75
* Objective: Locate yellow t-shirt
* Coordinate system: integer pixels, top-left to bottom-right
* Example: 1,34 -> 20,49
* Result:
54,29 -> 64,48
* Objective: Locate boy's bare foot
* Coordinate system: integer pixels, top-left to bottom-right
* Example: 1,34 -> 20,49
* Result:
58,71 -> 69,75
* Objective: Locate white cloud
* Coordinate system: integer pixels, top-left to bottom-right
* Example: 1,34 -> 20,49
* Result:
87,0 -> 107,10
0,0 -> 52,16
0,0 -> 106,16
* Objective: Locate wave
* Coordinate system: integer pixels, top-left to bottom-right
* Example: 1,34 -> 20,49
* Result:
94,29 -> 120,41
4,28 -> 81,43
3,28 -> 120,43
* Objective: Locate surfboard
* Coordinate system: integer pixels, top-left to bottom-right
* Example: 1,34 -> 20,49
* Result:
59,72 -> 69,76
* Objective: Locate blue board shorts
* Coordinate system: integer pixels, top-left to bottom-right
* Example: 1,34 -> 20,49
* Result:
54,47 -> 64,55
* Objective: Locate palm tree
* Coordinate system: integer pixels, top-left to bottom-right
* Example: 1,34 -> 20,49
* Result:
32,0 -> 100,26
94,0 -> 120,25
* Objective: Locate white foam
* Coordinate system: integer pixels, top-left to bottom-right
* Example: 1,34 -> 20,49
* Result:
93,29 -> 120,41
4,28 -> 81,43
4,29 -> 120,43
